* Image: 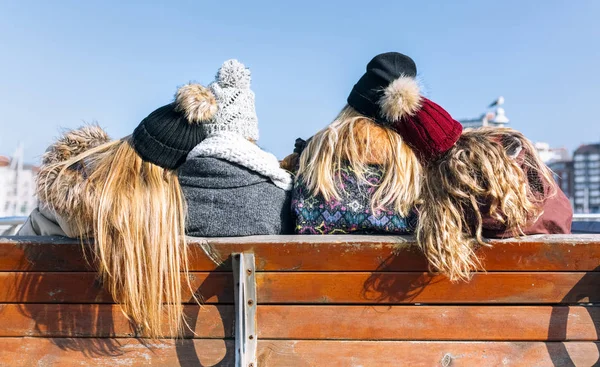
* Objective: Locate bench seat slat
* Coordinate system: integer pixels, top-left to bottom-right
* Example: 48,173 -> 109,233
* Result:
0,338 -> 597,367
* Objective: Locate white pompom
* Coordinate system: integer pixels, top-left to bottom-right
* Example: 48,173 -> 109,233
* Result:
379,76 -> 422,122
217,59 -> 251,89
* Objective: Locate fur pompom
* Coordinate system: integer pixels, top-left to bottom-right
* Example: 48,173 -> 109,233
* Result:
175,84 -> 218,124
379,76 -> 422,122
217,59 -> 251,89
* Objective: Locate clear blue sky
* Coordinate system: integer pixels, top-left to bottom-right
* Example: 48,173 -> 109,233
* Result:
1,0 -> 599,163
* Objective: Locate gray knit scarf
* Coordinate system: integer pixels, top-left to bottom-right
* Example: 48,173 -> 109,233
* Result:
186,132 -> 293,191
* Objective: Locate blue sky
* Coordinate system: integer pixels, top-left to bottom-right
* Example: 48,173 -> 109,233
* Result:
1,0 -> 599,163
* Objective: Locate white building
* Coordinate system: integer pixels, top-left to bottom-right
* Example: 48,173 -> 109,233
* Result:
0,146 -> 38,218
459,97 -> 510,129
535,142 -> 571,165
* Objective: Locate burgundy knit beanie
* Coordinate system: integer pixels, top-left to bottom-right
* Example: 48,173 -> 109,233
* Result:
346,52 -> 463,164
392,97 -> 463,163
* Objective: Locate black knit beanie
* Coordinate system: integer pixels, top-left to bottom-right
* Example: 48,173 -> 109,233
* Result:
131,84 -> 218,170
347,52 -> 418,124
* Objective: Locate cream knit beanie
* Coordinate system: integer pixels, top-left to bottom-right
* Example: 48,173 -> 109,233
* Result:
203,59 -> 259,141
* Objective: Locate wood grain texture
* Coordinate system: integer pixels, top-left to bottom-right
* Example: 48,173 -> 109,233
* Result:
1,271 -> 598,304
0,304 -> 234,338
255,340 -> 600,367
0,338 -> 597,367
255,272 -> 600,304
2,304 -> 598,341
258,305 -> 600,341
0,272 -> 233,304
2,235 -> 600,272
0,337 -> 235,367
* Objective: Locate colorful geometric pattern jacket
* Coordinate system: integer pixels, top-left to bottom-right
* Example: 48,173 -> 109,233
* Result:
291,164 -> 417,234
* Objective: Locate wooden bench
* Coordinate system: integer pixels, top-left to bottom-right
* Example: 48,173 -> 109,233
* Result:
0,234 -> 599,366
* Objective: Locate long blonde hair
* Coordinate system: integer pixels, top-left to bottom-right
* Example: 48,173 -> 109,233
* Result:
417,127 -> 556,282
42,137 -> 194,338
298,105 -> 421,215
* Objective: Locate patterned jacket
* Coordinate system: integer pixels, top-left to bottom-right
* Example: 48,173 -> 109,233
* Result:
292,164 -> 416,234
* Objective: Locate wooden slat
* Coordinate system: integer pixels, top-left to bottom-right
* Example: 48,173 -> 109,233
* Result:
257,340 -> 600,367
2,304 -> 598,341
0,272 -> 233,303
0,238 -> 91,272
0,338 -> 597,366
3,234 -> 600,272
1,272 -> 598,304
255,272 -> 600,304
258,305 -> 600,341
0,338 -> 235,367
0,304 -> 233,338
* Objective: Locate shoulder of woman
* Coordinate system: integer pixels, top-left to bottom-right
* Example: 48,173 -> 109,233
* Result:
17,206 -> 71,237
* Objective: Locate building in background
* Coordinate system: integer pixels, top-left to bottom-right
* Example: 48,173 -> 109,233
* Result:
572,143 -> 600,213
0,146 -> 38,218
536,142 -> 574,201
535,143 -> 571,164
548,159 -> 574,201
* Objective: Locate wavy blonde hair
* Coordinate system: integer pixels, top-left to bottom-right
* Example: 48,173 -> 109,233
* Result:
417,127 -> 556,282
297,105 -> 421,215
42,137 -> 195,338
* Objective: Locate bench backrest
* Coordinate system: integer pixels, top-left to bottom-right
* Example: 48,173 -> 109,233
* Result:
0,234 -> 599,366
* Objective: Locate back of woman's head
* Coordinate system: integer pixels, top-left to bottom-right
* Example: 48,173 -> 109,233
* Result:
42,82 -> 219,338
297,105 -> 421,215
417,127 -> 554,282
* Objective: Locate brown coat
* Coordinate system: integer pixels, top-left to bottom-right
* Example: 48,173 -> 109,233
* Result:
481,186 -> 572,238
481,145 -> 573,238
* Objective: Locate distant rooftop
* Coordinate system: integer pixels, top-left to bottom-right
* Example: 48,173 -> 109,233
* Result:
0,155 -> 39,170
574,143 -> 600,155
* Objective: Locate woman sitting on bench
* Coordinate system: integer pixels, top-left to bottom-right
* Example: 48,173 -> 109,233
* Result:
289,52 -> 423,234
18,79 -> 218,338
178,59 -> 293,237
386,93 -> 573,282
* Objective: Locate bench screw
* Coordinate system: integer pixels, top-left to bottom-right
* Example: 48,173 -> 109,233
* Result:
248,299 -> 254,306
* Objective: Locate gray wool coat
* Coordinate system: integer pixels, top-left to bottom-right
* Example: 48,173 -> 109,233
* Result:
179,156 -> 293,237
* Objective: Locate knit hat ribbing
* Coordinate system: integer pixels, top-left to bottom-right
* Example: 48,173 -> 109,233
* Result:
393,97 -> 463,163
131,84 -> 217,169
202,59 -> 259,141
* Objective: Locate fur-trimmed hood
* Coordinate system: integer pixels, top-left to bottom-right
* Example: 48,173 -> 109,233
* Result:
36,125 -> 111,218
42,125 -> 111,165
